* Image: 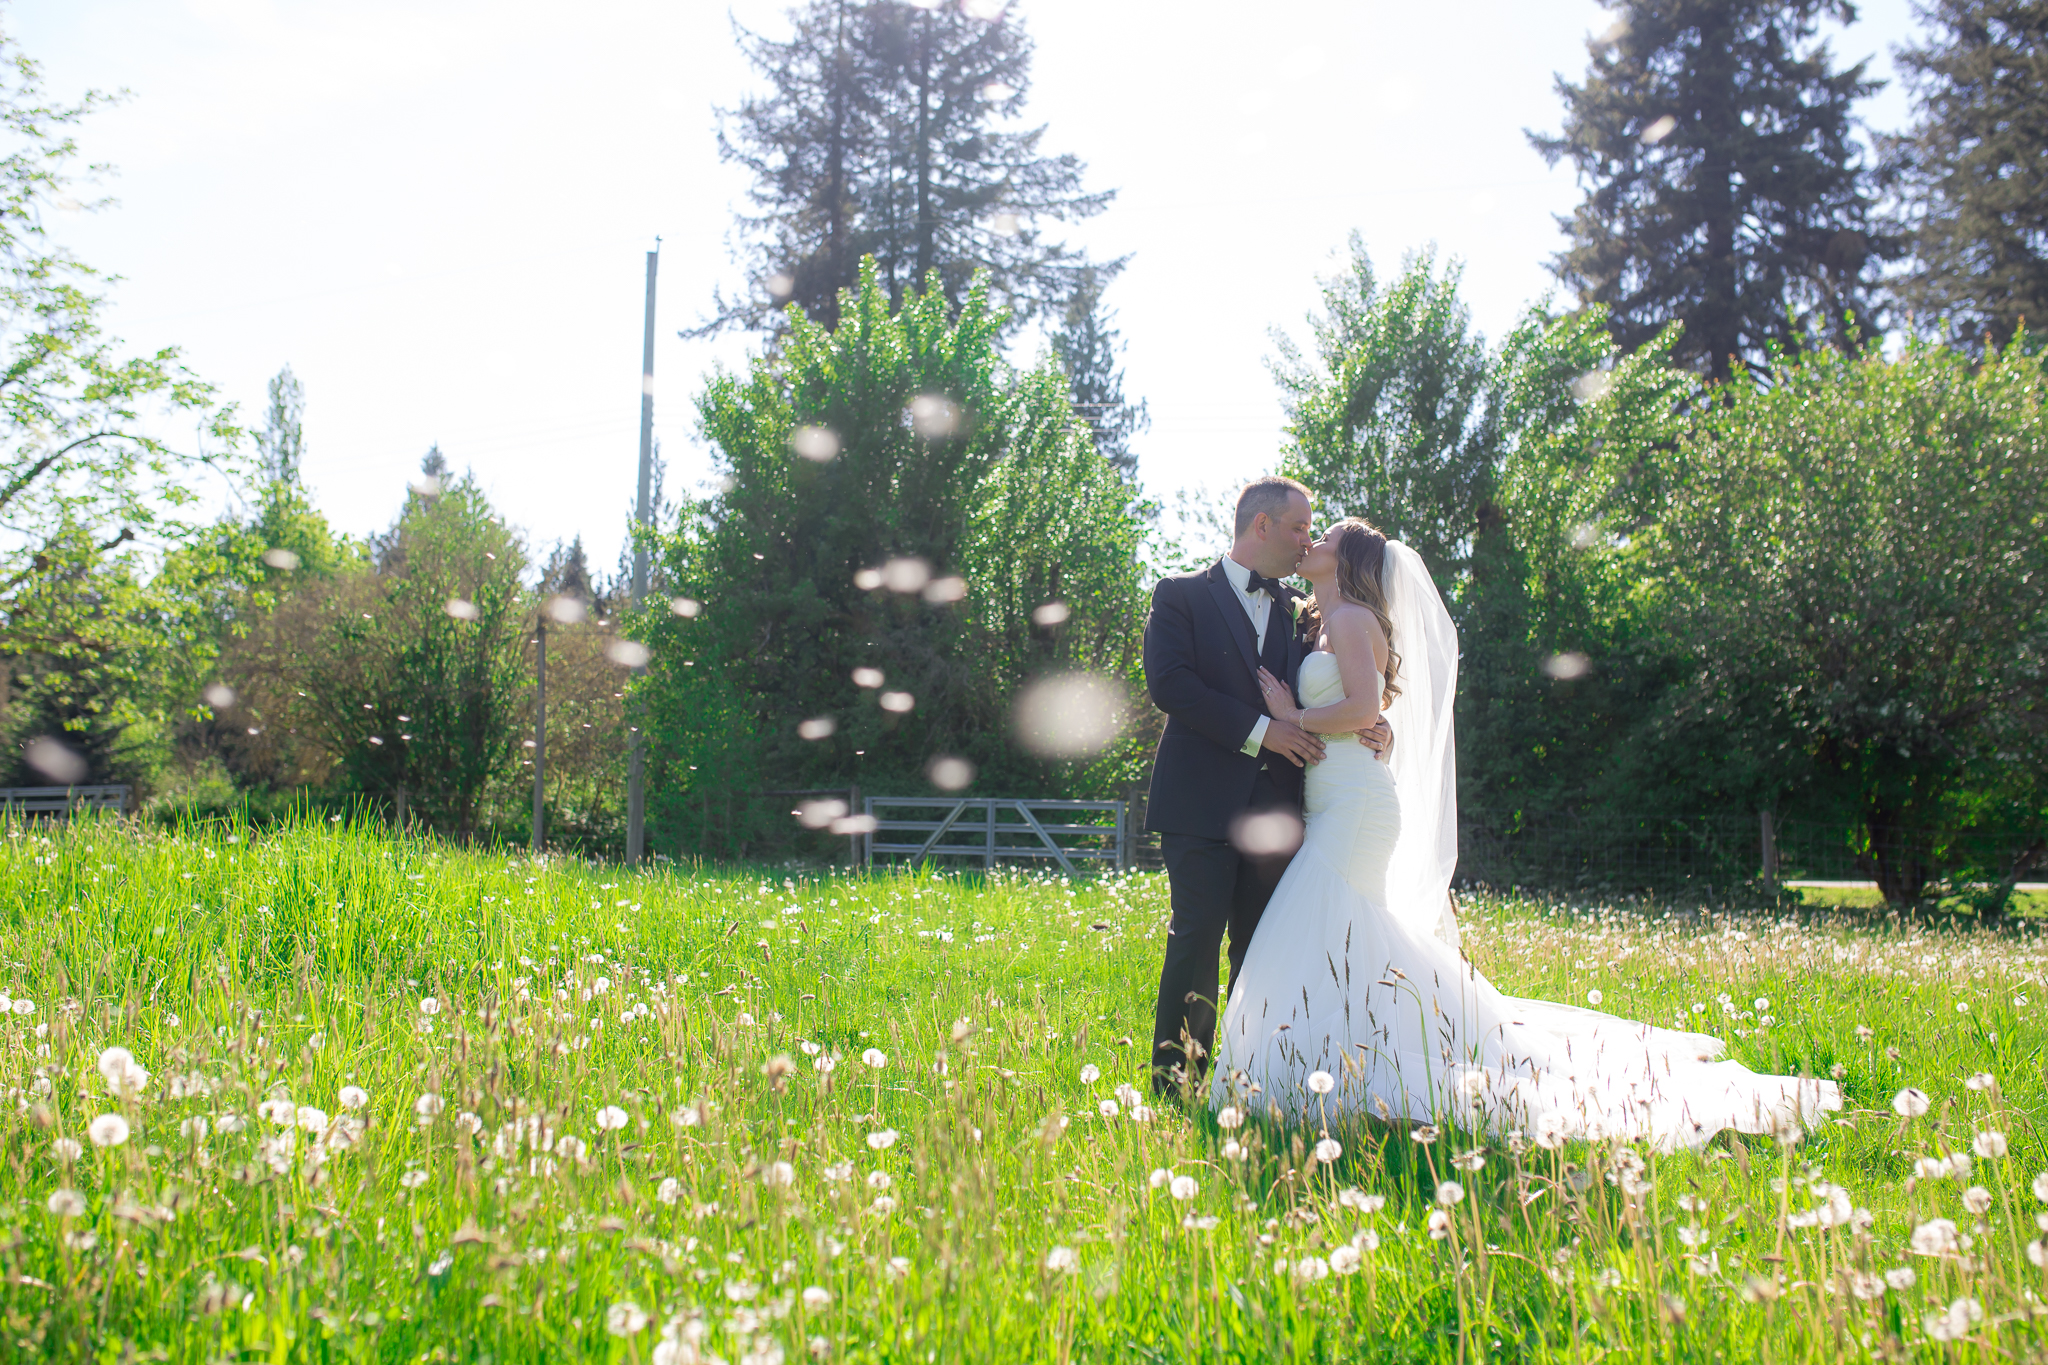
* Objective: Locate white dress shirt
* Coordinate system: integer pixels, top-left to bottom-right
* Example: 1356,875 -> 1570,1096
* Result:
1221,554 -> 1277,757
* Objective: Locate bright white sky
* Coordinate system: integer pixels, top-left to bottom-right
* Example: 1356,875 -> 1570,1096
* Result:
18,0 -> 1918,573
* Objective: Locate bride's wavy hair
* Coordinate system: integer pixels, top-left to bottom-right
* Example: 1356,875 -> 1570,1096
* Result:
1306,517 -> 1402,709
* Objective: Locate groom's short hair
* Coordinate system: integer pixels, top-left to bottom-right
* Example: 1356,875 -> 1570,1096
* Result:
1234,476 -> 1312,536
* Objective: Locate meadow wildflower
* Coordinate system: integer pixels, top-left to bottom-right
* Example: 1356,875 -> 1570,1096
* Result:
861,1048 -> 887,1068
415,1092 -> 446,1121
1079,1064 -> 1101,1084
1586,989 -> 1602,1005
1426,1208 -> 1453,1239
1910,1218 -> 1959,1255
51,1138 -> 81,1162
1307,1071 -> 1335,1095
1170,1175 -> 1198,1201
596,1106 -> 628,1131
1973,1130 -> 2008,1159
96,1047 -> 149,1098
399,1170 -> 430,1190
419,997 -> 440,1016
1884,1267 -> 1917,1290
606,1302 -> 649,1336
45,1189 -> 84,1217
87,1114 -> 128,1147
1436,1180 -> 1465,1206
1892,1088 -> 1932,1118
1216,1105 -> 1244,1130
1314,1137 -> 1342,1162
1045,1246 -> 1079,1274
1330,1245 -> 1363,1274
866,1129 -> 899,1150
657,1178 -> 682,1204
338,1085 -> 368,1110
1963,1186 -> 1994,1215
801,1286 -> 831,1309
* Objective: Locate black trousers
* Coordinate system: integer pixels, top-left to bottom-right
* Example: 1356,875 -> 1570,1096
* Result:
1150,768 -> 1294,1093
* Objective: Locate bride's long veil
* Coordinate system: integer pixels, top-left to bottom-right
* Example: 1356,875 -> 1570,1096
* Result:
1377,541 -> 1461,947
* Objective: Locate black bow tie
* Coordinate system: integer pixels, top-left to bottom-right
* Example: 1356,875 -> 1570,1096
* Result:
1246,571 -> 1288,600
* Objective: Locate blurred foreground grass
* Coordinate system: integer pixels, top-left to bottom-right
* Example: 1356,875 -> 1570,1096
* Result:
2,815 -> 2045,1362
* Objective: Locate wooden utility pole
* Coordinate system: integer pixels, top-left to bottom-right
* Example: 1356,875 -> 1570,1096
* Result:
532,621 -> 547,853
627,244 -> 659,865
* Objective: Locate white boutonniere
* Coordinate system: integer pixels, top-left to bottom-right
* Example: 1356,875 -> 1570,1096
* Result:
1287,595 -> 1307,621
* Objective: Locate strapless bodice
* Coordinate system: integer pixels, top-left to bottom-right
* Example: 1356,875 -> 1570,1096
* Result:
1297,650 -> 1376,709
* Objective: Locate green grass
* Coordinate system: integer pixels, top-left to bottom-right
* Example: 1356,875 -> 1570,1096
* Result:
2,815 -> 2046,1362
1786,883 -> 2048,918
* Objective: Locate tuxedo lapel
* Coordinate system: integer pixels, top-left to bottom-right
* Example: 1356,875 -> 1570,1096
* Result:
1203,559 -> 1261,682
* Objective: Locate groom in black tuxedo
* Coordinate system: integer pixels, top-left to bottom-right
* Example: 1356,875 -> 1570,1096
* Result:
1141,476 -> 1337,1096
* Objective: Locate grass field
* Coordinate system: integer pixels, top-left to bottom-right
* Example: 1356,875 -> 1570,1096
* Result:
2,816 -> 2045,1362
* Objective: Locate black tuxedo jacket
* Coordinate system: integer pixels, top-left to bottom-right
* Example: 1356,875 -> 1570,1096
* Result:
1142,557 -> 1309,839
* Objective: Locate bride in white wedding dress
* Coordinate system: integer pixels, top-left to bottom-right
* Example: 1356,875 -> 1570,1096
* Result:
1210,519 -> 1839,1151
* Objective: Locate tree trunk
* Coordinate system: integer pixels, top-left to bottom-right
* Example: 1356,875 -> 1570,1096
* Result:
912,11 -> 933,285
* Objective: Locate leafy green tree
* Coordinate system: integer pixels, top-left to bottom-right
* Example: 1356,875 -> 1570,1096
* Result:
1880,0 -> 2048,350
227,461 -> 531,838
255,365 -> 305,486
1645,336 -> 2048,903
644,259 -> 1148,858
1274,240 -> 1494,583
0,40 -> 238,642
702,0 -> 1118,335
1050,264 -> 1147,478
0,36 -> 239,787
1531,0 -> 1895,381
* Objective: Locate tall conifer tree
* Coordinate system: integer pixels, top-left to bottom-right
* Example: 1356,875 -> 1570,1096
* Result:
701,0 -> 1117,336
1050,266 -> 1147,478
1531,1 -> 1893,381
1881,0 -> 2048,349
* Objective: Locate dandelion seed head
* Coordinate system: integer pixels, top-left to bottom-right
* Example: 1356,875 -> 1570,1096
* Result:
87,1114 -> 128,1148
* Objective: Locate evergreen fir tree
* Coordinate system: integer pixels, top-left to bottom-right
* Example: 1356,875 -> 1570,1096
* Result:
1050,266 -> 1148,478
1530,1 -> 1895,381
256,365 -> 305,486
700,0 -> 1118,335
1880,0 -> 2048,349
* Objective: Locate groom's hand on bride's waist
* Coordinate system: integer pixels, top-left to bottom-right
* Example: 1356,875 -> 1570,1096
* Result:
1260,718 -> 1325,767
1356,717 -> 1394,760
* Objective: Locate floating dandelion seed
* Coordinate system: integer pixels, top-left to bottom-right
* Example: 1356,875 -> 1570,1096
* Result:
979,80 -> 1017,102
607,639 -> 651,667
1542,652 -> 1593,680
1886,1266 -> 1918,1290
922,575 -> 967,604
797,798 -> 847,828
260,547 -> 301,570
797,717 -> 837,741
1641,114 -> 1678,144
908,396 -> 960,439
1031,601 -> 1070,627
669,596 -> 701,617
766,272 -> 794,299
853,567 -> 884,590
546,595 -> 587,624
1569,371 -> 1614,403
791,426 -> 840,462
24,736 -> 87,785
444,598 -> 479,621
852,667 -> 884,688
88,1114 -> 129,1148
926,755 -> 973,790
1230,809 -> 1304,858
986,212 -> 1020,237
203,683 -> 236,709
880,691 -> 916,714
1014,673 -> 1121,758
